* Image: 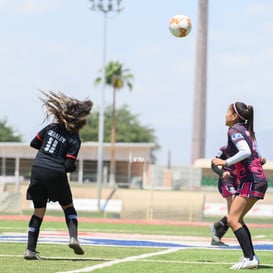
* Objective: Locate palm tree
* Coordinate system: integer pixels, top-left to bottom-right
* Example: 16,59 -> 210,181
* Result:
95,60 -> 134,184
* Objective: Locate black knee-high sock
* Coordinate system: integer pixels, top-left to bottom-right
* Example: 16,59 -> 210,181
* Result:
64,207 -> 78,239
27,215 -> 43,251
214,216 -> 229,239
234,227 -> 254,260
243,224 -> 255,256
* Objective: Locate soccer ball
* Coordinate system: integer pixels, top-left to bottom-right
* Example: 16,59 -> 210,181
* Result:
169,15 -> 192,38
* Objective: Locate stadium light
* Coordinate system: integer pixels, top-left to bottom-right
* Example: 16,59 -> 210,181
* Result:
89,0 -> 123,211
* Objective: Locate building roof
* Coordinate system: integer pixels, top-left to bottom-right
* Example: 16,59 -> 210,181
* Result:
193,158 -> 273,170
0,142 -> 155,162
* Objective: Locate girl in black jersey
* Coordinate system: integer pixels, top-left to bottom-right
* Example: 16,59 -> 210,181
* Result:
24,91 -> 93,260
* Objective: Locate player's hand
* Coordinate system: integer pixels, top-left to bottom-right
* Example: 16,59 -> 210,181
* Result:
222,171 -> 230,179
212,157 -> 226,166
260,157 -> 266,165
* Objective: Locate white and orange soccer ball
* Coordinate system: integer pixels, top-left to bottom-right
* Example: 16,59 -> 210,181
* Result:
169,14 -> 192,38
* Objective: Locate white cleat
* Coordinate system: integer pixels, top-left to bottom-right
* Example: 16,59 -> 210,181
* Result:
230,257 -> 259,270
254,255 -> 260,265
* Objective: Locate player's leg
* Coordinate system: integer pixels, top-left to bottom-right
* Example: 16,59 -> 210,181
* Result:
242,223 -> 258,263
25,167 -> 47,260
46,171 -> 84,255
228,196 -> 258,269
24,205 -> 46,260
61,203 -> 84,255
211,216 -> 228,245
210,196 -> 232,245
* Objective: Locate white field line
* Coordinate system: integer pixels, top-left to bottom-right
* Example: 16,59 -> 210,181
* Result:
56,248 -> 180,273
0,254 -> 112,261
2,254 -> 273,270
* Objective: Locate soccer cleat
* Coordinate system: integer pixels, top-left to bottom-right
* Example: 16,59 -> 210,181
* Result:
254,255 -> 260,265
24,249 -> 42,260
211,239 -> 228,246
210,224 -> 220,242
230,257 -> 259,269
236,255 -> 259,265
69,237 -> 84,255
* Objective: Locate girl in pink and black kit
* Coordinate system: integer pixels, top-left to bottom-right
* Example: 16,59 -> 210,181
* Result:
212,102 -> 267,270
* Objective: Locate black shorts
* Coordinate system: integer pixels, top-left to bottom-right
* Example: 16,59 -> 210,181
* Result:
27,166 -> 73,207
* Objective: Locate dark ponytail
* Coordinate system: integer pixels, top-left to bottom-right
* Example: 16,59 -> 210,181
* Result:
246,105 -> 255,140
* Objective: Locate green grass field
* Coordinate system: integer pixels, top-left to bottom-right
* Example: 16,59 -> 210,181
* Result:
1,213 -> 273,273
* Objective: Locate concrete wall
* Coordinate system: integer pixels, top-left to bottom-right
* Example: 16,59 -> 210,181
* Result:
4,182 -> 273,220
15,183 -> 205,221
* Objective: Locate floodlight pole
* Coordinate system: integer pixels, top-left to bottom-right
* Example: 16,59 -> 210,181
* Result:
89,0 -> 123,211
191,0 -> 208,163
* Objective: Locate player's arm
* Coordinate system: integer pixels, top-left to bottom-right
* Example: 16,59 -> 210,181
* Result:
225,139 -> 251,166
65,157 -> 77,172
30,126 -> 49,150
65,137 -> 81,173
30,133 -> 43,149
255,141 -> 266,165
211,146 -> 228,177
211,163 -> 224,177
213,139 -> 251,167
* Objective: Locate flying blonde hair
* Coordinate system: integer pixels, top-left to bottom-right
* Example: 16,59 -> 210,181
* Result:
39,90 -> 93,132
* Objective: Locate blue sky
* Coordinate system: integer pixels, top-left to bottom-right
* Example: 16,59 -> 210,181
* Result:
1,0 -> 273,165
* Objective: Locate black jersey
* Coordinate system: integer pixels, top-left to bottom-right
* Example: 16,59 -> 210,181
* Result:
30,123 -> 81,173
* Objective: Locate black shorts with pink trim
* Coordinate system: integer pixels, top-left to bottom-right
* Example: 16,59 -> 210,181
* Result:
236,181 -> 268,199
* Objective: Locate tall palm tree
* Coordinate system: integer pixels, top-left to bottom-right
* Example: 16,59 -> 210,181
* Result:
95,60 -> 134,184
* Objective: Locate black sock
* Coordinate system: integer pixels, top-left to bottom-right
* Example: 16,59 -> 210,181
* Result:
243,224 -> 255,256
64,207 -> 78,239
234,227 -> 254,260
214,216 -> 229,239
27,215 -> 43,251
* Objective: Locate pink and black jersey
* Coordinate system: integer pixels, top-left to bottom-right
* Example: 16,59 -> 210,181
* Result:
226,123 -> 267,198
30,123 -> 81,173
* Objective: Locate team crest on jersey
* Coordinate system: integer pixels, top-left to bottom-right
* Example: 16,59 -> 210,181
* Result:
231,133 -> 243,141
